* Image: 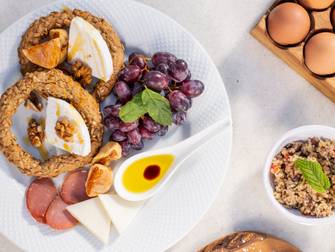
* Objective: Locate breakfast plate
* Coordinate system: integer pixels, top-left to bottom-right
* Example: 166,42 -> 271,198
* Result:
0,0 -> 232,251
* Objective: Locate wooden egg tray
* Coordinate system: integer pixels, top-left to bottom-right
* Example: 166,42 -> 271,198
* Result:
251,0 -> 335,102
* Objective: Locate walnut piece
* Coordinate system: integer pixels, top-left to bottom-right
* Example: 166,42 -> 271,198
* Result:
71,60 -> 93,87
55,118 -> 76,142
27,119 -> 45,147
91,141 -> 122,166
24,91 -> 43,112
85,164 -> 113,197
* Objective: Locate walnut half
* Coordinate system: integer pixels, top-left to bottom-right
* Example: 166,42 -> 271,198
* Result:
71,60 -> 93,87
27,118 -> 45,147
55,117 -> 76,142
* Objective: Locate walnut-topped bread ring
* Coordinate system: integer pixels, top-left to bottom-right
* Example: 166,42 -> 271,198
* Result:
0,69 -> 103,177
18,9 -> 125,102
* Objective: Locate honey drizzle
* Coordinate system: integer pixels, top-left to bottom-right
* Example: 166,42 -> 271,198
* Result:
23,136 -> 49,161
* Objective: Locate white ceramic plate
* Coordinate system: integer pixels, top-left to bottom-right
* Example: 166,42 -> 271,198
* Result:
0,0 -> 232,251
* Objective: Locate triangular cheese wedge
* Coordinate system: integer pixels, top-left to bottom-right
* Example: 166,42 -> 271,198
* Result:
98,194 -> 143,234
66,198 -> 111,244
68,16 -> 113,82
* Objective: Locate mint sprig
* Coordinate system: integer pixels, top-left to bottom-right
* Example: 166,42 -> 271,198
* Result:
119,93 -> 146,123
119,88 -> 172,126
141,88 -> 172,126
294,158 -> 331,193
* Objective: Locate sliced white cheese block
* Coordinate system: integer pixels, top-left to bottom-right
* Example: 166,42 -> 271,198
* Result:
45,97 -> 91,156
68,16 -> 113,82
98,194 -> 143,234
66,198 -> 111,244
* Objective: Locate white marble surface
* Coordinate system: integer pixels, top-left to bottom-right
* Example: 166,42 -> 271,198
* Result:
0,0 -> 334,251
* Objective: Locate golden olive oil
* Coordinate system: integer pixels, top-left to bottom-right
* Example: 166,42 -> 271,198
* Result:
122,154 -> 175,193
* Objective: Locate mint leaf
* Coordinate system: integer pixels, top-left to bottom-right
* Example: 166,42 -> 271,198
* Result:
119,88 -> 173,125
142,88 -> 172,126
119,93 -> 146,122
294,158 -> 331,193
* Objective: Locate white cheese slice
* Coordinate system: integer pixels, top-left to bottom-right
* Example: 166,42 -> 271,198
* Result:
66,198 -> 111,244
98,194 -> 143,234
68,16 -> 113,82
45,97 -> 91,156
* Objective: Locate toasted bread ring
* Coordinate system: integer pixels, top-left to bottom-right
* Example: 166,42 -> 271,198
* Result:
0,69 -> 103,177
18,9 -> 124,102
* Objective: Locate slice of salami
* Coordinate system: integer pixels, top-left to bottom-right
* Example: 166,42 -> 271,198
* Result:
45,196 -> 78,230
60,170 -> 90,204
26,178 -> 58,223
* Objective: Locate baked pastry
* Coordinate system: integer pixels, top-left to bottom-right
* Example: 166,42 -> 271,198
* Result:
0,69 -> 103,177
199,231 -> 301,252
18,9 -> 124,102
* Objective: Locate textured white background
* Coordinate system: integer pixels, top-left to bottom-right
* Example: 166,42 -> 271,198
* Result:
0,0 -> 334,251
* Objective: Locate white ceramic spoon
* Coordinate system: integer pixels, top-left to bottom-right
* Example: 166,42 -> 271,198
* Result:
114,119 -> 230,201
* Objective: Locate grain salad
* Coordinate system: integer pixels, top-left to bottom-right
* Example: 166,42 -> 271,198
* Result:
271,137 -> 335,217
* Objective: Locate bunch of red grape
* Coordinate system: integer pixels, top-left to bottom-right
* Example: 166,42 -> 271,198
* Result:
103,52 -> 204,156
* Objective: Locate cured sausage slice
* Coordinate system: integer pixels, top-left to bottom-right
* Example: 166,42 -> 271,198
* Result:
45,196 -> 77,230
26,178 -> 57,223
60,170 -> 90,204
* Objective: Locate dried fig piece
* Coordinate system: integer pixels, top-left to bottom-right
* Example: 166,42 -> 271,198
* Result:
92,141 -> 122,166
49,29 -> 68,46
85,164 -> 113,197
49,29 -> 68,63
22,38 -> 64,69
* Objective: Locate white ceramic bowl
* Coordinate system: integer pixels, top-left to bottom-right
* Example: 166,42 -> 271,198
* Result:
264,125 -> 335,225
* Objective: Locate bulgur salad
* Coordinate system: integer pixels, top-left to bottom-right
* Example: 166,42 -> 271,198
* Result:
271,137 -> 335,217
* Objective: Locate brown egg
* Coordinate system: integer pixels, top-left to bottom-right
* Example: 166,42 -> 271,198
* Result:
304,32 -> 335,75
331,7 -> 335,25
267,3 -> 311,45
298,0 -> 334,10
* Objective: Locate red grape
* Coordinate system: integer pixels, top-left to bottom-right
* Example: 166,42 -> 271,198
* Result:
119,121 -> 139,132
129,53 -> 147,69
110,130 -> 127,142
142,116 -> 161,132
152,52 -> 177,66
131,140 -> 144,150
120,140 -> 131,157
127,129 -> 142,145
119,65 -> 141,83
131,82 -> 144,96
173,111 -> 186,125
114,81 -> 132,103
104,116 -> 120,131
157,126 -> 168,136
181,80 -> 204,98
139,126 -> 155,140
168,59 -> 189,83
103,104 -> 121,117
155,63 -> 169,74
144,71 -> 169,91
168,90 -> 192,111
